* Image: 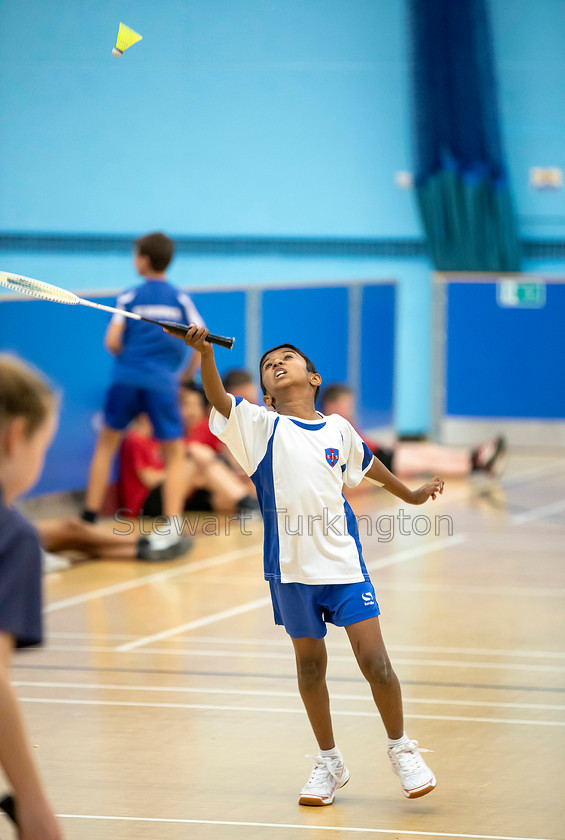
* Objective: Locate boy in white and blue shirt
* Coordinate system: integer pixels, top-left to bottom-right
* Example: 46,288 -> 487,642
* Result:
179,328 -> 443,806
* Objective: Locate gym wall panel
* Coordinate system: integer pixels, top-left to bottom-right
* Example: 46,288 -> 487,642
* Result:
1,278 -> 397,496
0,297 -> 115,496
444,280 -> 565,419
189,290 -> 247,375
261,286 -> 349,395
359,283 -> 395,429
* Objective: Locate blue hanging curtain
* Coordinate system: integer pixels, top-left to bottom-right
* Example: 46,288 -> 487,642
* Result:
408,0 -> 521,271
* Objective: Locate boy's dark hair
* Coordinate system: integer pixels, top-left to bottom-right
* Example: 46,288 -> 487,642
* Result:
135,232 -> 174,272
321,383 -> 353,407
259,344 -> 320,402
180,380 -> 209,407
222,369 -> 254,390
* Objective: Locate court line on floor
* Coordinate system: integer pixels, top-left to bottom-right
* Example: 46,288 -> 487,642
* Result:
43,458 -> 565,616
501,458 -> 565,488
512,497 -> 565,526
125,634 -> 565,660
375,582 -> 565,598
43,459 -> 563,619
44,543 -> 262,613
12,663 -> 565,693
18,696 -> 565,726
119,596 -> 272,646
47,631 -> 565,658
13,680 -> 565,711
45,578 -> 565,599
45,644 -> 565,673
181,575 -> 565,597
49,814 -> 560,840
115,535 -> 466,652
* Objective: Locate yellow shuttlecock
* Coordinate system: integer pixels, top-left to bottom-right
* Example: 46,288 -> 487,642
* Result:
112,22 -> 142,56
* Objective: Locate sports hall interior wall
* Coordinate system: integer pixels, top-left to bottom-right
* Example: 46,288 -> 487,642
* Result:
1,0 -> 564,495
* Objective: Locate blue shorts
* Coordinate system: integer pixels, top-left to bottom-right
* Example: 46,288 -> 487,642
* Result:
269,580 -> 380,639
104,384 -> 183,441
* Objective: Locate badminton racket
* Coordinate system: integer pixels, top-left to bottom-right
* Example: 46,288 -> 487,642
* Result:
0,793 -> 17,826
0,271 -> 235,349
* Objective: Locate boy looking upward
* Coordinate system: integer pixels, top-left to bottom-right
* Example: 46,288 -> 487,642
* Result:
173,326 -> 443,806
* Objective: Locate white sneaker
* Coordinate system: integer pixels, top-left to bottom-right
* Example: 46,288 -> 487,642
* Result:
299,755 -> 350,806
388,739 -> 436,799
140,532 -> 193,562
41,550 -> 71,574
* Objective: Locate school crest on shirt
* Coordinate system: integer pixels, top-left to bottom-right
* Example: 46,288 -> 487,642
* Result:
325,447 -> 339,467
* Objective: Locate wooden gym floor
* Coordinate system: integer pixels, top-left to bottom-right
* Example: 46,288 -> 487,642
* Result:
3,452 -> 565,839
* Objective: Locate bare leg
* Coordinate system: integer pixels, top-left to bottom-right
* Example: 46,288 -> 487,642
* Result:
84,426 -> 123,513
186,443 -> 248,511
204,461 -> 248,511
160,439 -> 187,521
346,617 -> 403,738
37,518 -> 138,560
394,442 -> 470,478
292,637 -> 335,751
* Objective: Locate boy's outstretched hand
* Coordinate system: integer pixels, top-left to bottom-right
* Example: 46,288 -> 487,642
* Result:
165,324 -> 212,354
411,476 -> 444,504
165,323 -> 232,419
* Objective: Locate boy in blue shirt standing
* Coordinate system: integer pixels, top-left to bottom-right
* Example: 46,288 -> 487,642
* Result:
173,325 -> 443,806
82,233 -> 201,560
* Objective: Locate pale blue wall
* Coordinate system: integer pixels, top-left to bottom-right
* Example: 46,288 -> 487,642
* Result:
2,0 -> 565,440
0,0 -> 432,435
491,0 -> 565,240
0,0 -> 420,238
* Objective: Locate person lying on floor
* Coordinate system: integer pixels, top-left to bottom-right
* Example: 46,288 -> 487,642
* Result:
119,408 -> 257,520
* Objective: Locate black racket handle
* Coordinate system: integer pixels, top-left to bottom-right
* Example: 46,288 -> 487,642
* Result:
157,320 -> 235,350
0,794 -> 17,825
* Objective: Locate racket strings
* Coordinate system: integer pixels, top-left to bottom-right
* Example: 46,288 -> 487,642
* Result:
0,273 -> 79,305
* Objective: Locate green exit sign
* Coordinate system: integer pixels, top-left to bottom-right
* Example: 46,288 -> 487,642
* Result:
497,279 -> 546,308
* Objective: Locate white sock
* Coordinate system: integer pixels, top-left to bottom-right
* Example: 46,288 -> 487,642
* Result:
320,746 -> 343,762
388,733 -> 411,749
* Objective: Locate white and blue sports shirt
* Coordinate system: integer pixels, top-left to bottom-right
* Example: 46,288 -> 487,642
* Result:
210,396 -> 375,585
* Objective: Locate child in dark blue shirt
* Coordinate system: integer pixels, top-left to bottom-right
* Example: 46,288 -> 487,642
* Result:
0,354 -> 63,839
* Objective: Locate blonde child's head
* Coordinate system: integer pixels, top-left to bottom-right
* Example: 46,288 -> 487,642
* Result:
0,354 -> 58,504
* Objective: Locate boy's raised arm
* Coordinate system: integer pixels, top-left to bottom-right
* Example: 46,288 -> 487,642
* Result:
167,325 -> 232,418
365,456 -> 444,505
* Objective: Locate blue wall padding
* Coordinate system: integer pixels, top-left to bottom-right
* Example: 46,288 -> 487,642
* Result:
261,286 -> 349,390
0,297 -> 114,495
0,292 -> 248,496
189,290 -> 247,372
359,284 -> 395,429
446,282 -> 565,418
1,284 -> 396,495
0,292 -> 245,496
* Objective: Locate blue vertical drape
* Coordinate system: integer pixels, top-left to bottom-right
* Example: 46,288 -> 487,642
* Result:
408,0 -> 521,271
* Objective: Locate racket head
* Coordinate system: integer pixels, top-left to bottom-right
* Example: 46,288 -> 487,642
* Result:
0,271 -> 79,305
